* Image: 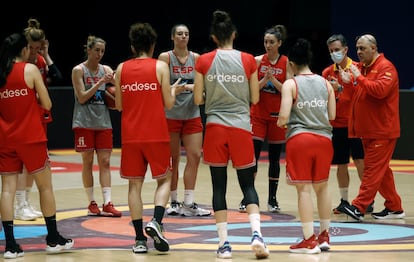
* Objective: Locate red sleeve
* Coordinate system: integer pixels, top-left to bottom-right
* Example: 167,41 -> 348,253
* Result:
195,50 -> 217,75
322,66 -> 331,79
241,52 -> 257,79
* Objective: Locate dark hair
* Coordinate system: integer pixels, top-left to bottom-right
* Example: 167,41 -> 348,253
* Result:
171,24 -> 188,37
210,10 -> 236,46
326,34 -> 347,47
288,38 -> 312,66
0,33 -> 28,87
23,18 -> 45,42
265,24 -> 287,42
129,22 -> 157,57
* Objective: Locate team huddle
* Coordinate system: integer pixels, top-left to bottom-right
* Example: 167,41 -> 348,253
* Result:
0,9 -> 404,260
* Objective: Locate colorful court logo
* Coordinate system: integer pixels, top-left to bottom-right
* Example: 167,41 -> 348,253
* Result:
2,204 -> 414,252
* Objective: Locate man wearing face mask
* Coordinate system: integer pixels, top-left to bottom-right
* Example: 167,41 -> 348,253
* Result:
322,34 -> 371,215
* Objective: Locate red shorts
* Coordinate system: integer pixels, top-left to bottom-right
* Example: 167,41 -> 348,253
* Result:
120,142 -> 172,179
202,123 -> 255,169
73,128 -> 113,152
167,117 -> 203,134
285,133 -> 333,184
251,116 -> 286,143
0,142 -> 49,175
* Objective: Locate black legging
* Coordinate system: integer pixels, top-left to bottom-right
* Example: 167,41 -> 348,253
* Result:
253,140 -> 282,203
210,166 -> 259,212
253,140 -> 282,179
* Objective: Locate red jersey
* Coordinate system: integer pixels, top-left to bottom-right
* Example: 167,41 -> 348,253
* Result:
322,57 -> 357,127
349,53 -> 400,139
0,62 -> 46,146
251,54 -> 288,120
119,58 -> 170,143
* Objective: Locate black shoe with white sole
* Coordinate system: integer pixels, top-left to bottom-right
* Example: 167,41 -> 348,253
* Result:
342,204 -> 364,222
371,208 -> 405,219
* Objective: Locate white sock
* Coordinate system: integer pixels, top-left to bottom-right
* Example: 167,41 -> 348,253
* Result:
339,187 -> 348,201
249,213 -> 261,236
217,222 -> 228,246
302,222 -> 314,239
102,187 -> 111,205
15,190 -> 26,206
183,190 -> 194,206
319,219 -> 330,234
85,187 -> 94,203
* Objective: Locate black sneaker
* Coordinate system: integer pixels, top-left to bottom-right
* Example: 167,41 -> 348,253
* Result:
342,204 -> 364,222
132,239 -> 148,253
267,201 -> 281,213
238,201 -> 247,213
366,201 -> 375,213
332,199 -> 349,214
4,243 -> 24,259
371,208 -> 405,219
145,218 -> 169,252
46,234 -> 74,253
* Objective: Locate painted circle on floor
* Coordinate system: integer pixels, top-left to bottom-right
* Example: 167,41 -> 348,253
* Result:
2,204 -> 414,252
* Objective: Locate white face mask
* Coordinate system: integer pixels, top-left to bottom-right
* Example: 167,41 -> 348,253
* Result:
330,50 -> 344,64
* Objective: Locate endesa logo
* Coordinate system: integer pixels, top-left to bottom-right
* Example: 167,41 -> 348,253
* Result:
206,73 -> 245,83
121,81 -> 158,92
296,98 -> 328,109
0,88 -> 29,99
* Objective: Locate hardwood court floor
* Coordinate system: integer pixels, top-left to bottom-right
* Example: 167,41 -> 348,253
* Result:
2,149 -> 414,261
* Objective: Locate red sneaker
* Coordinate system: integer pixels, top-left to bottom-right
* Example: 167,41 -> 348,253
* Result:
317,230 -> 330,251
289,234 -> 321,254
101,202 -> 122,217
87,201 -> 101,216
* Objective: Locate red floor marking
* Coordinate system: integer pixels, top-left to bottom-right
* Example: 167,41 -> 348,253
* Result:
20,238 -> 134,250
80,211 -> 281,241
81,215 -> 203,241
73,237 -> 134,248
164,231 -> 199,240
82,217 -> 135,237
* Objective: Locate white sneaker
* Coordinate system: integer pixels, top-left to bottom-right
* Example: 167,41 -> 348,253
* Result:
251,231 -> 270,259
26,201 -> 43,218
181,202 -> 211,217
14,202 -> 38,221
166,201 -> 181,215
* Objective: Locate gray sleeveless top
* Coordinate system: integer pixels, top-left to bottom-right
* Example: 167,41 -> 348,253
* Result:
286,74 -> 332,139
165,51 -> 200,120
72,63 -> 112,129
204,49 -> 251,132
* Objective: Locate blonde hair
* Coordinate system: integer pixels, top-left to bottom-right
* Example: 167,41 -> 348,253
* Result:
23,18 -> 45,42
